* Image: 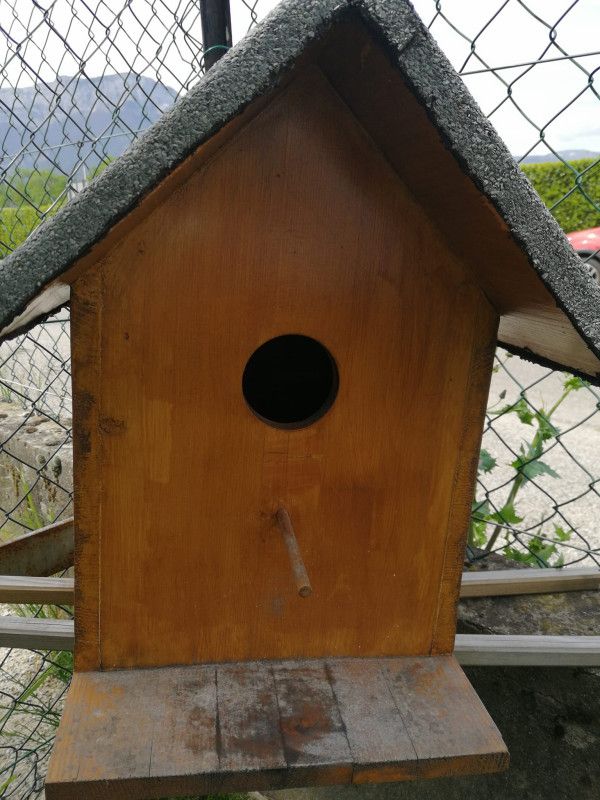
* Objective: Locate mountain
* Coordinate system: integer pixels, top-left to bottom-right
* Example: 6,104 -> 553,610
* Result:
520,149 -> 599,164
0,73 -> 178,173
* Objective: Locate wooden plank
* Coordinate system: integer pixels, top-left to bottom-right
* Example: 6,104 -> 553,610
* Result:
45,656 -> 507,799
1,566 -> 594,608
461,567 -> 600,597
432,297 -> 498,653
455,634 -> 600,666
0,616 -> 73,650
0,518 -> 73,577
71,268 -> 102,671
382,655 -> 508,779
1,567 -> 593,607
46,665 -> 220,800
0,576 -> 74,605
272,661 -> 351,785
147,665 -> 219,782
216,662 -> 288,791
327,658 -> 417,784
2,619 -> 599,668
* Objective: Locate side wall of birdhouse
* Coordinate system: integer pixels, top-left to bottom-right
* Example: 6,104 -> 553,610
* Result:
71,66 -> 498,671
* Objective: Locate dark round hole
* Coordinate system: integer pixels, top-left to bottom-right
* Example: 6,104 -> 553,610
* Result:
242,334 -> 339,429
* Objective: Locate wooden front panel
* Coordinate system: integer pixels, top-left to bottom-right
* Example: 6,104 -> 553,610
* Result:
73,68 -> 497,669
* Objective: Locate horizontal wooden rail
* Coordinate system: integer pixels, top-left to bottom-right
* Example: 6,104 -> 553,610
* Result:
0,576 -> 74,605
1,620 -> 599,666
1,567 -> 598,606
454,634 -> 600,667
0,518 -> 74,577
0,616 -> 74,650
461,567 -> 600,597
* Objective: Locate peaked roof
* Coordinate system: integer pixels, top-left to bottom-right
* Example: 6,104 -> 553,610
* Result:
1,0 -> 600,382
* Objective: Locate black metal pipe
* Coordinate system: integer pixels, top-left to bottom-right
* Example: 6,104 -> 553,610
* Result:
200,0 -> 233,71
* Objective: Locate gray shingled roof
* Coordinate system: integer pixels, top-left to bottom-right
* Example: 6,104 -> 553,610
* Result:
1,0 -> 599,375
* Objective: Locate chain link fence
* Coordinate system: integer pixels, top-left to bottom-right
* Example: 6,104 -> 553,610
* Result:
0,0 -> 599,796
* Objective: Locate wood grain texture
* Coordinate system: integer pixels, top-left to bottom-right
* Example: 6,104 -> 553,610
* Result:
46,664 -> 222,800
73,67 -> 498,669
318,18 -> 600,379
217,662 -> 287,782
0,518 -> 73,577
70,269 -> 102,670
0,575 -> 74,605
382,656 -> 509,778
328,658 -> 418,784
273,660 -> 351,785
431,298 -> 498,654
45,655 -> 507,799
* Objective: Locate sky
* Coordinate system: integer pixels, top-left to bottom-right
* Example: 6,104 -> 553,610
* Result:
1,0 -> 599,161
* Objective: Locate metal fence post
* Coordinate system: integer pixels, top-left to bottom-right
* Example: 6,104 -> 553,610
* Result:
200,0 -> 233,70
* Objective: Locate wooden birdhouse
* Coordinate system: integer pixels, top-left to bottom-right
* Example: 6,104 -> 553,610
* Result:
2,0 -> 600,797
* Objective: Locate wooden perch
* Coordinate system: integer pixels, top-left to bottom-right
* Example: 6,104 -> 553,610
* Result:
275,507 -> 312,597
0,517 -> 74,577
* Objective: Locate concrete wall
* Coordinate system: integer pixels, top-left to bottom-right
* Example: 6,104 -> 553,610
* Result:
0,400 -> 73,538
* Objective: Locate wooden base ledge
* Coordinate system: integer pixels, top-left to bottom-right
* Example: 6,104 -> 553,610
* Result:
46,656 -> 508,799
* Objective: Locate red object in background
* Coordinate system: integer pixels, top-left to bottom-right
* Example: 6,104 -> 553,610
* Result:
567,226 -> 600,283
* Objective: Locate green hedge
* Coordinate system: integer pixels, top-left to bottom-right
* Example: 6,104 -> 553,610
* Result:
0,165 -> 115,258
0,206 -> 44,258
0,168 -> 70,257
0,168 -> 67,209
521,157 -> 600,234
